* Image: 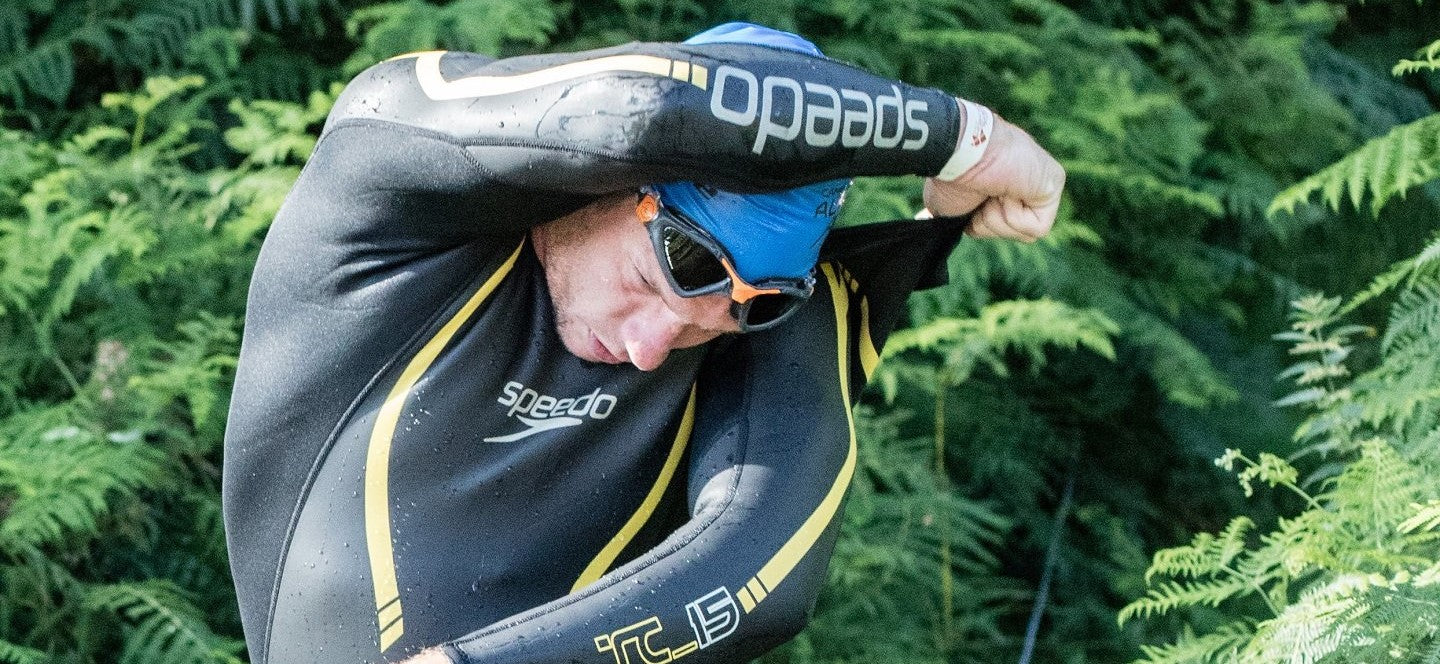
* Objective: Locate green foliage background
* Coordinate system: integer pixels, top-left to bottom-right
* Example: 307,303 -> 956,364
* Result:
0,0 -> 1436,662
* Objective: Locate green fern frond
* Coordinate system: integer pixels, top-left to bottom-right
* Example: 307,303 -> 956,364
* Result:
343,0 -> 561,75
1345,232 -> 1440,314
0,37 -> 79,104
222,92 -> 331,166
1065,160 -> 1225,218
0,410 -> 172,551
1327,582 -> 1440,663
1116,305 -> 1237,407
1118,578 -> 1253,625
1381,279 -> 1440,357
885,298 -> 1119,386
1343,279 -> 1440,432
1350,355 -> 1440,437
0,639 -> 47,664
1242,574 -> 1372,664
0,0 -> 326,105
1393,38 -> 1440,76
185,494 -> 231,569
1399,501 -> 1440,534
896,28 -> 1043,63
1055,251 -> 1237,407
127,314 -> 240,437
1269,112 -> 1440,218
1326,439 -> 1426,548
1145,517 -> 1256,583
910,212 -> 1096,320
977,299 -> 1121,360
86,581 -> 244,664
1134,622 -> 1254,664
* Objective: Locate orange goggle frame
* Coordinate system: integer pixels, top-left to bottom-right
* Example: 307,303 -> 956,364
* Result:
636,191 -> 814,332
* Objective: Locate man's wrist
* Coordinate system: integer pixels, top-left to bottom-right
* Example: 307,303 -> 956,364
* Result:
935,98 -> 995,181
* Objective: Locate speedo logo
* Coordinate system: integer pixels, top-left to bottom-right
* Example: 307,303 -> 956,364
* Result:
708,65 -> 931,155
483,381 -> 618,443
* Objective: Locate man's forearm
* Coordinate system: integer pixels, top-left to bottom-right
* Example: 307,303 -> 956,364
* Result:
326,42 -> 966,198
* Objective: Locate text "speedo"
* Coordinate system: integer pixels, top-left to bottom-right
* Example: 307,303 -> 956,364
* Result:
708,65 -> 931,155
497,381 -> 617,420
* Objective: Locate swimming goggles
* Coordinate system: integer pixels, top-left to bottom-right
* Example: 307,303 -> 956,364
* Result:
636,189 -> 814,332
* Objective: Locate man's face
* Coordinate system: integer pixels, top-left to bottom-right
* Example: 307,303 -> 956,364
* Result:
532,194 -> 741,371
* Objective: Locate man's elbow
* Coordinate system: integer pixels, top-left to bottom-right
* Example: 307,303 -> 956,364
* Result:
735,581 -> 822,651
324,58 -> 413,130
710,606 -> 813,660
765,604 -> 815,644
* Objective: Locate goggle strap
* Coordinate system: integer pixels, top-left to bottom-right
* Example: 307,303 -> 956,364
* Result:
636,193 -> 660,222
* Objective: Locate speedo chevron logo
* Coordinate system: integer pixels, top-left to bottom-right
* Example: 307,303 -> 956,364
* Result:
484,381 -> 618,442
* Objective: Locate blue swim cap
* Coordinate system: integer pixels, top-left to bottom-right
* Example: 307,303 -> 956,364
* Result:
653,22 -> 850,283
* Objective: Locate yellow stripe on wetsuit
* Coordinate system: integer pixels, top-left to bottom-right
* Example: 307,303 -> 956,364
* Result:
572,385 -> 698,593
736,263 -> 863,613
364,240 -> 525,652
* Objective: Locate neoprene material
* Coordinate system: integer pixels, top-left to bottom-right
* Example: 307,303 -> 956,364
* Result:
654,23 -> 850,282
222,39 -> 965,664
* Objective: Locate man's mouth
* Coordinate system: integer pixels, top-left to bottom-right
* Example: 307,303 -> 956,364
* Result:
589,332 -> 625,364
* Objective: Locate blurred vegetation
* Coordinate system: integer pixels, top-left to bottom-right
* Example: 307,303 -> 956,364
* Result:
0,0 -> 1436,662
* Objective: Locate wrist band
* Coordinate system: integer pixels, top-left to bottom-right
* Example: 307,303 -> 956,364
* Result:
936,98 -> 995,181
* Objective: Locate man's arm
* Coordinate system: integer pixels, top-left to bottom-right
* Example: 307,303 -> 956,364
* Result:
318,41 -> 967,241
305,39 -> 1060,260
403,260 -> 873,664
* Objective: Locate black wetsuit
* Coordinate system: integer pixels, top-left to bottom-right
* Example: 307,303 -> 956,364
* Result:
222,41 -> 965,664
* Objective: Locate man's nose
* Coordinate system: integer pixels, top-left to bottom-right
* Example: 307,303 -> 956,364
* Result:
621,311 -> 685,372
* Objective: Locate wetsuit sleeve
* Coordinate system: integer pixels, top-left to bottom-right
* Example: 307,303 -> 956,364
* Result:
321,41 -> 962,238
438,261 -> 877,663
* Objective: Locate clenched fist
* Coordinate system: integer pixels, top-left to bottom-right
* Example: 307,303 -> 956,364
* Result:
924,112 -> 1064,243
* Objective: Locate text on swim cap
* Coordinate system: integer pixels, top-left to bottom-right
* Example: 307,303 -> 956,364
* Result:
709,65 -> 931,155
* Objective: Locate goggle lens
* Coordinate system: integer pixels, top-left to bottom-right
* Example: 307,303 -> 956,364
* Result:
660,226 -> 728,291
741,293 -> 795,327
641,191 -> 813,332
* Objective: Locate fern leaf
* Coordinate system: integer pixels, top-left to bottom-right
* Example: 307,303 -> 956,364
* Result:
897,28 -> 1043,63
1393,38 -> 1440,76
1134,622 -> 1254,664
0,38 -> 77,104
1242,574 -> 1381,664
0,412 -> 172,551
1065,160 -> 1225,218
978,299 -> 1121,361
0,640 -> 47,664
1399,501 -> 1440,534
1145,517 -> 1255,583
884,298 -> 1118,387
1273,387 -> 1326,408
86,581 -> 244,664
1342,231 -> 1440,312
1269,112 -> 1440,217
1119,578 -> 1252,625
343,0 -> 560,75
1381,279 -> 1440,357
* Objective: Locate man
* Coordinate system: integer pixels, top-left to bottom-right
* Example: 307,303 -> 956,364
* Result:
222,22 -> 1062,664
